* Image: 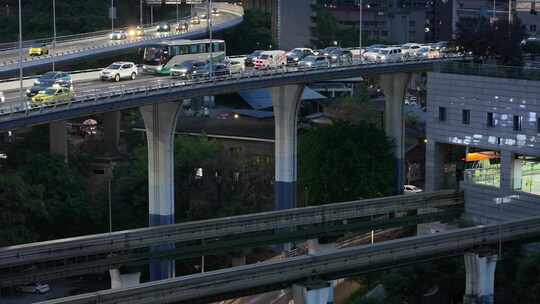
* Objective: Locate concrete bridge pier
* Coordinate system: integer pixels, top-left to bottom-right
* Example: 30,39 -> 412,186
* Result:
140,102 -> 182,281
271,84 -> 305,211
379,73 -> 411,195
49,121 -> 68,162
292,281 -> 331,304
463,253 -> 497,304
103,111 -> 121,154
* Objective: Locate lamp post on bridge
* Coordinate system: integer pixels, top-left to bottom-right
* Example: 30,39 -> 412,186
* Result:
52,0 -> 57,71
110,0 -> 115,33
18,0 -> 23,110
140,0 -> 143,26
208,0 -> 213,79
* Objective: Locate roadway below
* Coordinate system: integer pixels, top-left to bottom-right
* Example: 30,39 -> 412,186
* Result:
37,215 -> 540,304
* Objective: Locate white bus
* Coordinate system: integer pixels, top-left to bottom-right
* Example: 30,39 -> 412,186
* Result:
142,39 -> 226,75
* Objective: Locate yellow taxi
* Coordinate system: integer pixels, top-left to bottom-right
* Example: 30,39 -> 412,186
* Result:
31,86 -> 74,105
28,44 -> 49,56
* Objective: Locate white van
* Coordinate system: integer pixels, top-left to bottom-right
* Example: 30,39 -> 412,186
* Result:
254,50 -> 287,69
376,47 -> 404,62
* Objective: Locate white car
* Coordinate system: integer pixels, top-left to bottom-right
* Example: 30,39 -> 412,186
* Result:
109,31 -> 127,40
401,43 -> 422,58
376,47 -> 404,62
101,62 -> 138,82
17,282 -> 51,294
404,184 -> 423,194
0,91 -> 4,103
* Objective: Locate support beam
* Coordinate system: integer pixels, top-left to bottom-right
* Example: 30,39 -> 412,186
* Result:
425,141 -> 445,192
379,73 -> 410,195
103,111 -> 121,154
463,253 -> 497,304
49,121 -> 67,162
271,84 -> 304,211
140,102 -> 181,281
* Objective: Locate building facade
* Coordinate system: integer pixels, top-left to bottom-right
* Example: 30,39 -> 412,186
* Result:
425,65 -> 540,223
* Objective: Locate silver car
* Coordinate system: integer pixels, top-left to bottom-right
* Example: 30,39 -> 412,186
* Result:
298,55 -> 330,69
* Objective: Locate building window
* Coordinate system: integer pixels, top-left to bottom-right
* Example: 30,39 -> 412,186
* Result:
462,109 -> 470,125
438,107 -> 446,121
537,117 -> 540,133
515,155 -> 540,195
487,112 -> 494,127
464,150 -> 501,188
513,115 -> 522,131
530,24 -> 537,32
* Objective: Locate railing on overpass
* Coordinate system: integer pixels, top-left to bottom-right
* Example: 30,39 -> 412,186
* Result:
0,190 -> 463,286
37,215 -> 540,304
439,61 -> 540,81
0,56 -> 467,132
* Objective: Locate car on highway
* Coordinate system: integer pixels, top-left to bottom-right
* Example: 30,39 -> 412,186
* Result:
28,43 -> 49,56
404,184 -> 423,194
17,282 -> 51,294
401,43 -> 422,58
286,48 -> 314,66
298,55 -> 330,69
101,62 -> 138,82
327,48 -> 353,65
157,22 -> 170,32
362,47 -> 384,62
0,91 -> 4,103
175,22 -> 189,33
254,50 -> 287,69
415,46 -> 440,59
375,47 -> 404,62
226,59 -> 245,74
31,86 -> 74,105
245,50 -> 264,67
26,71 -> 72,97
200,13 -> 208,20
317,47 -> 340,58
192,63 -> 231,78
109,30 -> 127,40
128,26 -> 145,37
212,8 -> 220,15
191,16 -> 201,25
169,60 -> 206,79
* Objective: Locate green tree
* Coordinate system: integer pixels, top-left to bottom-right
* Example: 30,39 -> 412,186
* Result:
299,121 -> 395,205
0,174 -> 46,246
221,10 -> 275,55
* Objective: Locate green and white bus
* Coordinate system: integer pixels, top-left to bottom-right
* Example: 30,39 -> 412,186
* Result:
142,39 -> 226,75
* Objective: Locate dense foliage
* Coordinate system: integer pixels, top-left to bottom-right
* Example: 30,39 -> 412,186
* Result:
456,18 -> 526,66
221,10 -> 274,55
299,121 -> 395,205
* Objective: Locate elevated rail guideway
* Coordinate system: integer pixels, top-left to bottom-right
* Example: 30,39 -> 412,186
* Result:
0,191 -> 462,286
39,215 -> 540,304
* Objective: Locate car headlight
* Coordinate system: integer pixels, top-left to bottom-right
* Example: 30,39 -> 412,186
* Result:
306,62 -> 313,66
294,58 -> 299,61
26,89 -> 30,94
34,80 -> 40,85
128,30 -> 135,36
331,55 -> 337,59
177,68 -> 188,73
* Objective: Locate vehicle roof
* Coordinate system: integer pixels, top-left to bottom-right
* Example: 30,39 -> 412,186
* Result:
109,61 -> 135,65
261,50 -> 285,54
157,39 -> 225,46
402,43 -> 422,47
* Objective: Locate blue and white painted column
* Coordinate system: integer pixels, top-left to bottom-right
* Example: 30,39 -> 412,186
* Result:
140,102 -> 181,281
379,73 -> 411,195
271,84 -> 305,211
49,121 -> 68,162
292,280 -> 332,304
463,253 -> 497,304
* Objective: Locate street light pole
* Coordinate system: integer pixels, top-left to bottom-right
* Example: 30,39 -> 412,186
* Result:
111,0 -> 114,33
52,0 -> 56,71
208,0 -> 213,79
18,0 -> 23,108
176,0 -> 179,24
140,0 -> 143,26
359,0 -> 363,56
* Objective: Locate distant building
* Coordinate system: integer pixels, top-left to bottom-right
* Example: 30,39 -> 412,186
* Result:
242,0 -> 315,49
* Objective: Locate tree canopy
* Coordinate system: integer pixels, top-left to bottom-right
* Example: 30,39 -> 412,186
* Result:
299,121 -> 395,205
221,9 -> 275,55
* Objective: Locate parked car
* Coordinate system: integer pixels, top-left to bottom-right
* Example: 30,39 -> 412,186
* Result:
375,47 -> 404,62
245,50 -> 264,67
170,60 -> 206,78
404,184 -> 423,194
17,282 -> 50,294
100,62 -> 138,82
109,31 -> 127,40
28,43 -> 49,56
254,50 -> 287,69
327,48 -> 353,65
298,55 -> 330,69
286,48 -> 314,66
31,86 -> 74,105
26,71 -> 72,97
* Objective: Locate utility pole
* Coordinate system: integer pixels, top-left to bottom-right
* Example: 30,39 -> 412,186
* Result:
111,0 -> 114,32
140,0 -> 143,26
18,0 -> 23,110
208,0 -> 213,79
176,0 -> 179,24
52,0 -> 56,71
359,0 -> 363,60
508,0 -> 512,24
